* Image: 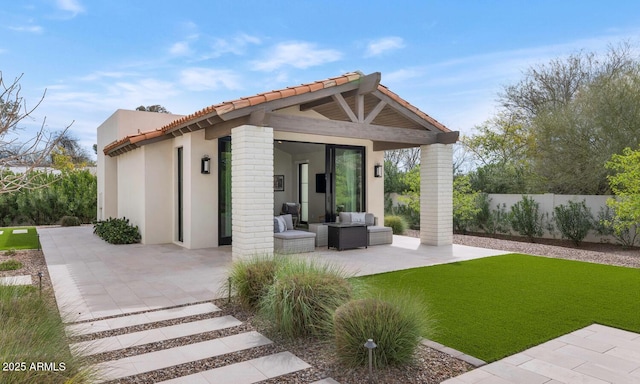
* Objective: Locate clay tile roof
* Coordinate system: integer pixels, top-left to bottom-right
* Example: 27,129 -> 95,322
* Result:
103,71 -> 451,156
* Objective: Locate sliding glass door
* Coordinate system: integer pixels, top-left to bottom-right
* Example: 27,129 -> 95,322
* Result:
325,145 -> 365,222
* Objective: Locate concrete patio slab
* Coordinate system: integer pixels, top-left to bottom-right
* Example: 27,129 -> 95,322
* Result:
39,226 -> 509,322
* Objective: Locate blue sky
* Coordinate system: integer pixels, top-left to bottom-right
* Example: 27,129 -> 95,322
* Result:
3,1 -> 640,155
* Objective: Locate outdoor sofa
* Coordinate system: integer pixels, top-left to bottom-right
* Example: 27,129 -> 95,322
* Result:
338,212 -> 393,246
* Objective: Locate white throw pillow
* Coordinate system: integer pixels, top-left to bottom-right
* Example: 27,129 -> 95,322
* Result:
351,212 -> 366,223
275,216 -> 286,233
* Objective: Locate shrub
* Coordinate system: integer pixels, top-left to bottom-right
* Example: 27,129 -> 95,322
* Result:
384,215 -> 407,235
93,217 -> 141,244
0,259 -> 22,271
487,203 -> 511,235
228,254 -> 281,309
453,175 -> 481,233
594,206 -> 638,248
553,200 -> 593,246
510,196 -> 544,241
60,215 -> 81,227
473,193 -> 492,232
333,297 -> 428,368
261,258 -> 352,338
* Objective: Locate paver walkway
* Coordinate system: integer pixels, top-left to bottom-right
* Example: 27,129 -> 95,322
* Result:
443,324 -> 640,384
63,301 -> 311,383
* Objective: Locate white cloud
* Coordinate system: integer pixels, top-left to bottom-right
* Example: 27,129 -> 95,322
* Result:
383,68 -> 424,83
179,68 -> 242,91
78,71 -> 132,81
252,42 -> 342,71
366,37 -> 405,57
208,33 -> 261,58
8,25 -> 43,33
55,0 -> 85,16
170,41 -> 191,56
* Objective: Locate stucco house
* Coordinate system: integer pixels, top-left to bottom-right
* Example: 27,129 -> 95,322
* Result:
97,71 -> 458,260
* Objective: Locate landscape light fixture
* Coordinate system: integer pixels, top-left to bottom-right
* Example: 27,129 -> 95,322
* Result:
374,164 -> 383,178
38,271 -> 43,296
201,155 -> 211,174
364,338 -> 377,377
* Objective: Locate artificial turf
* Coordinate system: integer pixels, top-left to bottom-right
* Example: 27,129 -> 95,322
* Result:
0,226 -> 40,250
357,253 -> 640,362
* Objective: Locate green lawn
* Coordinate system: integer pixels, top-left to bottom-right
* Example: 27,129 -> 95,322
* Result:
0,226 -> 40,250
357,254 -> 640,362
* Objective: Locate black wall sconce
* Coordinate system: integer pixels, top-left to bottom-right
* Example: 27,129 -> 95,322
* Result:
374,164 -> 383,178
201,155 -> 211,174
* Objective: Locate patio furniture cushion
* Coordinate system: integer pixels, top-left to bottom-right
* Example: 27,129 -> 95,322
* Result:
274,230 -> 316,240
281,214 -> 294,230
339,212 -> 352,224
365,213 -> 375,226
274,216 -> 286,233
367,225 -> 390,233
351,212 -> 366,224
339,212 -> 375,226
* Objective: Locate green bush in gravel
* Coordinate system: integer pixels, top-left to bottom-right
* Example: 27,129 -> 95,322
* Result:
0,259 -> 22,271
333,296 -> 429,368
228,254 -> 282,309
261,258 -> 353,338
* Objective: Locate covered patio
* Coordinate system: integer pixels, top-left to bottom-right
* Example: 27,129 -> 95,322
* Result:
39,226 -> 509,322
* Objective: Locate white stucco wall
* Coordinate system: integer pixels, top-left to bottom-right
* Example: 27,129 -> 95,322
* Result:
97,109 -> 183,221
184,130 -> 218,249
143,140 -> 173,244
116,149 -> 146,238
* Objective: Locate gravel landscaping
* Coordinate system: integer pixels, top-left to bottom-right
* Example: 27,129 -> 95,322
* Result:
3,234 -> 638,383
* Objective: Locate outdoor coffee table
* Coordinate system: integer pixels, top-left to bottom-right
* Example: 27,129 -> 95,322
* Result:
327,223 -> 368,251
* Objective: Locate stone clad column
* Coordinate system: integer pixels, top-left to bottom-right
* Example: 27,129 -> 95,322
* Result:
420,143 -> 453,246
231,125 -> 274,260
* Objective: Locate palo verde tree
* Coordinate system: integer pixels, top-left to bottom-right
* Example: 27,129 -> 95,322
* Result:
1,71 -> 71,193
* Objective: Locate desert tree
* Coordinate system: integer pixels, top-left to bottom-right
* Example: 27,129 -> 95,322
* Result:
136,104 -> 170,113
0,71 -> 72,193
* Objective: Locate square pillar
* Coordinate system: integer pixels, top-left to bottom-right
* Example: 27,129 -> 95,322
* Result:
420,143 -> 453,246
231,125 -> 274,260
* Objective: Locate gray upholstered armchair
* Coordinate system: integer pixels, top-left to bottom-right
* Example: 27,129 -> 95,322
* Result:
280,202 -> 301,227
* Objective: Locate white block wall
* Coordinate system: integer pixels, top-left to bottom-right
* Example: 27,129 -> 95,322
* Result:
231,125 -> 274,260
420,143 -> 453,246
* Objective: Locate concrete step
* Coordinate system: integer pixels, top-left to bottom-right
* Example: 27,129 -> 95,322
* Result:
66,302 -> 219,336
93,331 -> 272,382
71,315 -> 242,355
157,351 -> 312,384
